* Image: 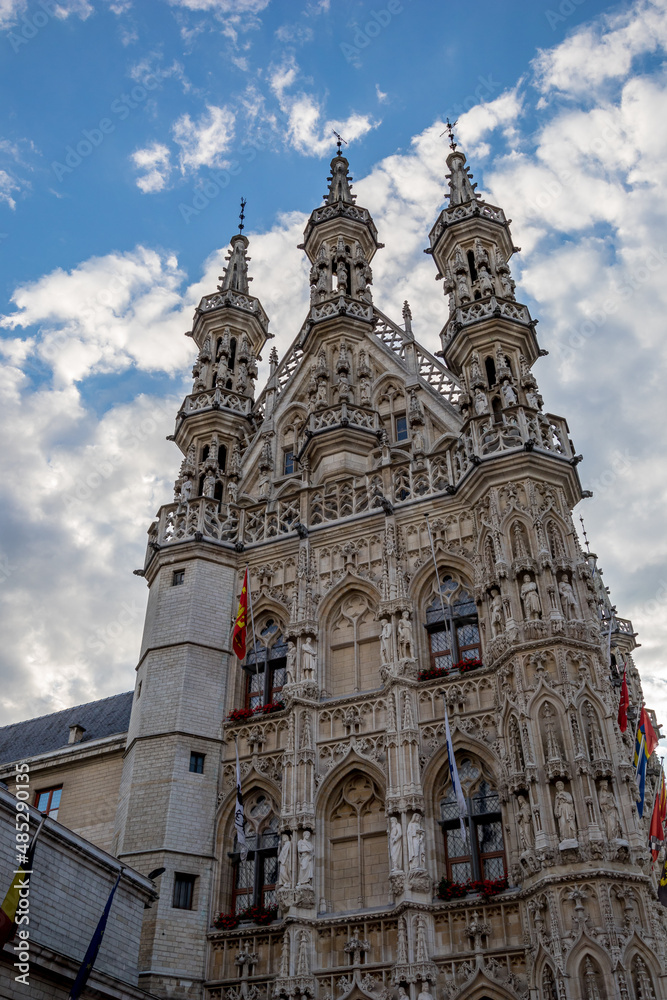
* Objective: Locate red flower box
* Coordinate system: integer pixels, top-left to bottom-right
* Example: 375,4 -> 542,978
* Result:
214,905 -> 278,929
437,875 -> 507,901
418,659 -> 483,682
226,701 -> 286,724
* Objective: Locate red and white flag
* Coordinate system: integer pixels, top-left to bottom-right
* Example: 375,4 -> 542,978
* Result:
650,768 -> 667,864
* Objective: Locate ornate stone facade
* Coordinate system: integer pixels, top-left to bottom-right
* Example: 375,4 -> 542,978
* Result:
118,148 -> 667,1000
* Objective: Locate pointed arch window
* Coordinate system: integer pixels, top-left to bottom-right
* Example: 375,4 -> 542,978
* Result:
231,793 -> 280,914
245,619 -> 287,710
439,757 -> 505,882
425,575 -> 481,670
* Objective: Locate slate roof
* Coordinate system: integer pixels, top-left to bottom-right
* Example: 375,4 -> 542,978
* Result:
0,691 -> 133,766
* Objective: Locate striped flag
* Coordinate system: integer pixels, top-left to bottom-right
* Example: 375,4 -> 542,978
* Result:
650,769 -> 667,863
0,817 -> 44,949
69,869 -> 122,1000
235,739 -> 247,861
232,568 -> 248,661
635,706 -> 659,818
443,701 -> 467,842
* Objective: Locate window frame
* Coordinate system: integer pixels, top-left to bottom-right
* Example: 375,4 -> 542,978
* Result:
172,569 -> 185,586
395,414 -> 409,442
34,785 -> 62,820
283,449 -> 295,476
439,766 -> 506,883
230,812 -> 279,914
426,597 -> 481,670
189,751 -> 205,774
244,623 -> 287,710
172,872 -> 196,910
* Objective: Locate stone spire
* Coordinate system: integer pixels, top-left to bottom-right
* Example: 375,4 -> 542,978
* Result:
445,149 -> 478,207
218,233 -> 252,294
324,153 -> 356,205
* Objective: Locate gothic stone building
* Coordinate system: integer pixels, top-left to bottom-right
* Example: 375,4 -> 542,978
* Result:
1,147 -> 666,1000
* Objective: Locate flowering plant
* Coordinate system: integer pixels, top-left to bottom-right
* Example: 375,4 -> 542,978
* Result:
213,904 -> 278,929
437,875 -> 507,901
418,659 -> 483,682
226,701 -> 286,724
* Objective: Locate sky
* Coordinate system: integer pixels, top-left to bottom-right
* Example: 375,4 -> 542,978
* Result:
0,0 -> 666,729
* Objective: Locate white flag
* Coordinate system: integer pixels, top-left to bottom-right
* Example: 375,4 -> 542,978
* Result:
235,739 -> 248,861
444,702 -> 468,842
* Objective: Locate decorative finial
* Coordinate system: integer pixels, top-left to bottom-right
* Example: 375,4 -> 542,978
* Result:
238,197 -> 246,234
332,129 -> 347,156
579,514 -> 591,554
440,118 -> 458,151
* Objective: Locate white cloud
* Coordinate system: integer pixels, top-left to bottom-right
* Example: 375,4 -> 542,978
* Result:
0,247 -> 193,386
285,95 -> 378,156
0,169 -> 20,209
172,103 -> 236,172
165,0 -> 269,9
131,142 -> 172,192
3,0 -> 667,735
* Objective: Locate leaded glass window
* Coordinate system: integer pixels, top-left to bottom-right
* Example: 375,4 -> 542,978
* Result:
426,576 -> 481,669
439,758 -> 506,882
244,619 -> 288,709
231,795 -> 280,913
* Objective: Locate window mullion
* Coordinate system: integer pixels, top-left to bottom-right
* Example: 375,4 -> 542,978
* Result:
468,799 -> 482,881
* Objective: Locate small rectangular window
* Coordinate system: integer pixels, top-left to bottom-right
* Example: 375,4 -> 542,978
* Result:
283,450 -> 295,476
35,786 -> 62,820
172,873 -> 196,910
395,416 -> 408,441
189,752 -> 205,774
172,569 -> 185,586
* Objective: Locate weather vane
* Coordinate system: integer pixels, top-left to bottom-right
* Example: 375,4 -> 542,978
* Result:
579,514 -> 591,554
440,118 -> 458,151
238,197 -> 246,233
332,129 -> 347,156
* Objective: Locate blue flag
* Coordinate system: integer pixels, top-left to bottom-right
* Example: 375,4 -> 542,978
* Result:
69,869 -> 122,1000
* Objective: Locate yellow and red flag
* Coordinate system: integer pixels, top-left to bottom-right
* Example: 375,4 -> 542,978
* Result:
232,568 -> 248,660
650,769 -> 667,863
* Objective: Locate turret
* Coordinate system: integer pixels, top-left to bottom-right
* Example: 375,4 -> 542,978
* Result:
298,148 -> 383,345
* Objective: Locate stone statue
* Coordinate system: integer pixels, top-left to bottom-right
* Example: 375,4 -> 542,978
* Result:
203,473 -> 216,498
501,380 -> 518,406
474,388 -> 489,415
525,389 -> 540,410
180,477 -> 192,503
389,816 -> 403,871
359,378 -> 371,405
448,153 -> 476,206
286,642 -> 297,685
297,830 -> 314,886
554,781 -> 577,842
490,588 -> 504,638
316,380 -> 328,405
336,261 -> 348,294
598,780 -> 622,840
517,794 -> 534,851
397,611 -> 414,659
417,987 -> 434,1000
380,619 -> 393,664
407,812 -> 426,870
521,574 -> 542,620
302,636 -> 317,680
227,481 -> 238,504
278,834 -> 292,888
558,580 -> 579,620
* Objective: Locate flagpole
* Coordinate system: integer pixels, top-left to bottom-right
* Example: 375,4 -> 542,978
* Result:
425,513 -> 454,667
246,563 -> 260,695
